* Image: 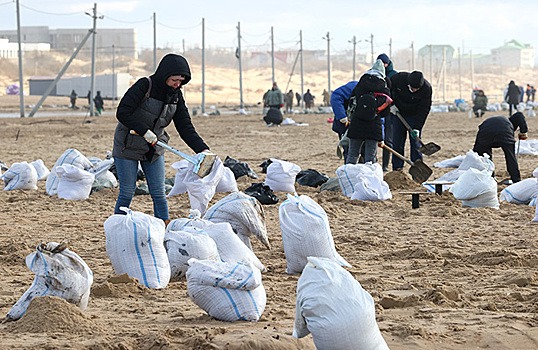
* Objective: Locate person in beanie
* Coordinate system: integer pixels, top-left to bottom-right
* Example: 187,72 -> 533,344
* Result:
389,70 -> 432,171
376,53 -> 398,171
112,53 -> 210,223
505,80 -> 521,116
345,59 -> 392,164
472,112 -> 528,183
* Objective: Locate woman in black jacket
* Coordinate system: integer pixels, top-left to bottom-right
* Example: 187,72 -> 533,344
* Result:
112,53 -> 210,223
505,80 -> 521,116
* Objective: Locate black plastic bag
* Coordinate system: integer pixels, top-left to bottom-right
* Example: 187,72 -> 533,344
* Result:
243,183 -> 279,205
259,159 -> 273,174
223,156 -> 258,179
295,169 -> 330,187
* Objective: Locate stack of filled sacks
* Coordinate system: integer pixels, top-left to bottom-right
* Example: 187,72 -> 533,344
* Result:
264,158 -> 301,193
104,208 -> 170,289
449,168 -> 499,208
279,194 -> 351,274
203,191 -> 270,250
5,242 -> 93,321
336,163 -> 391,201
425,150 -> 494,193
293,257 -> 389,349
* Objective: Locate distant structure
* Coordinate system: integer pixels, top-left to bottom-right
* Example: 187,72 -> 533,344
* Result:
491,39 -> 534,69
0,38 -> 50,58
0,26 -> 137,58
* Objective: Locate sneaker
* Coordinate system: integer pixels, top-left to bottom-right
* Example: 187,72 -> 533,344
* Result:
267,123 -> 274,127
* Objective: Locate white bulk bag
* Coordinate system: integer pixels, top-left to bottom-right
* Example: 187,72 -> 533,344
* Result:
1,161 -> 38,191
46,149 -> 93,196
6,242 -> 93,321
30,159 -> 50,180
186,259 -> 266,322
203,192 -> 270,250
279,194 -> 351,274
336,163 -> 371,198
183,157 -> 225,215
104,208 -> 170,289
293,257 -> 389,350
433,155 -> 465,168
164,228 -> 220,281
350,163 -> 392,201
499,178 -> 538,204
450,168 -> 499,208
215,167 -> 238,193
458,150 -> 495,172
56,164 -> 95,200
166,209 -> 212,233
167,160 -> 189,197
264,159 -> 301,193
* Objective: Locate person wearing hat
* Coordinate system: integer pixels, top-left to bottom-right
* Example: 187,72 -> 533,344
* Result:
472,112 -> 528,183
345,59 -> 392,164
376,53 -> 398,171
389,70 -> 432,171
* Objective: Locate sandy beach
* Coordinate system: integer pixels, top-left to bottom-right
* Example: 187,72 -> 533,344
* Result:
1,104 -> 538,349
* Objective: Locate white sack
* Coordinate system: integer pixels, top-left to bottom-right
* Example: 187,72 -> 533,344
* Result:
279,194 -> 351,274
203,192 -> 270,250
433,155 -> 465,168
533,167 -> 538,178
350,163 -> 392,201
450,168 -> 499,208
104,207 -> 170,289
183,156 -> 225,215
166,209 -> 212,232
293,257 -> 389,350
499,178 -> 538,204
56,164 -> 95,200
1,161 -> 38,191
215,167 -> 239,193
30,159 -> 50,180
336,163 -> 374,198
187,259 -> 266,322
6,242 -> 93,321
167,160 -> 189,197
46,149 -> 92,196
164,228 -> 220,281
532,203 -> 538,223
264,159 -> 301,193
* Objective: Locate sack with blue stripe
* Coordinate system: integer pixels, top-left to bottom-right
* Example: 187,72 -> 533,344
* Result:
6,242 -> 93,321
1,161 -> 38,191
46,148 -> 93,196
186,258 -> 266,322
499,178 -> 538,205
104,208 -> 170,289
279,194 -> 351,274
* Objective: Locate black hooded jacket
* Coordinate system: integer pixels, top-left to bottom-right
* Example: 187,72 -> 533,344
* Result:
390,72 -> 432,130
113,54 -> 208,161
474,113 -> 528,148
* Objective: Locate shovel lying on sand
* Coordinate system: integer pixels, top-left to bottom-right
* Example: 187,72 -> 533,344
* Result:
130,130 -> 216,178
394,112 -> 441,156
379,143 -> 433,183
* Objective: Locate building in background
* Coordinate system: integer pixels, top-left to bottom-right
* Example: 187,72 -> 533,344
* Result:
491,39 -> 534,69
0,37 -> 50,58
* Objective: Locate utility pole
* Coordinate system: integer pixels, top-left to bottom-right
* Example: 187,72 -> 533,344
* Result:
369,33 -> 374,63
389,37 -> 392,58
112,44 -> 116,108
15,0 -> 24,117
470,50 -> 474,101
271,26 -> 275,84
86,3 -> 102,117
349,36 -> 357,81
410,41 -> 415,71
323,32 -> 331,94
429,44 -> 433,83
442,47 -> 446,102
237,22 -> 244,110
201,17 -> 205,114
153,13 -> 157,71
300,30 -> 304,108
458,47 -> 462,99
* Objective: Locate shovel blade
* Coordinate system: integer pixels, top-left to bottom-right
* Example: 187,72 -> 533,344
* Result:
409,159 -> 433,183
418,142 -> 441,156
193,152 -> 217,178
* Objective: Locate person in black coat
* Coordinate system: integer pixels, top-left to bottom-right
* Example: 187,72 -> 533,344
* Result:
390,71 -> 432,171
505,80 -> 521,116
346,59 -> 392,164
473,112 -> 528,183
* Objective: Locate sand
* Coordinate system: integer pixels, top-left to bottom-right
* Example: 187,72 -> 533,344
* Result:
0,105 -> 537,350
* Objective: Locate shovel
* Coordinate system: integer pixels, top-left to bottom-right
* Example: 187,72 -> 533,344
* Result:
394,112 -> 441,156
130,130 -> 216,178
379,143 -> 433,183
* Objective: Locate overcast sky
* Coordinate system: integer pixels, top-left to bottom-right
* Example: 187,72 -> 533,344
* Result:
1,0 -> 538,56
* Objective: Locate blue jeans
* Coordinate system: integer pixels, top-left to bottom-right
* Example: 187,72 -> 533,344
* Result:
346,138 -> 378,164
392,118 -> 422,170
114,156 -> 169,220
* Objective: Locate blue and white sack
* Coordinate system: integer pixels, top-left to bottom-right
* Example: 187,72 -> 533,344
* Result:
186,259 -> 266,322
6,242 -> 93,321
499,178 -> 538,205
46,149 -> 92,196
104,208 -> 170,289
1,161 -> 38,191
279,194 -> 351,274
293,257 -> 389,350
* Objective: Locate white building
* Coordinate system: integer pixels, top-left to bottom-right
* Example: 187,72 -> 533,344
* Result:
0,38 -> 50,59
